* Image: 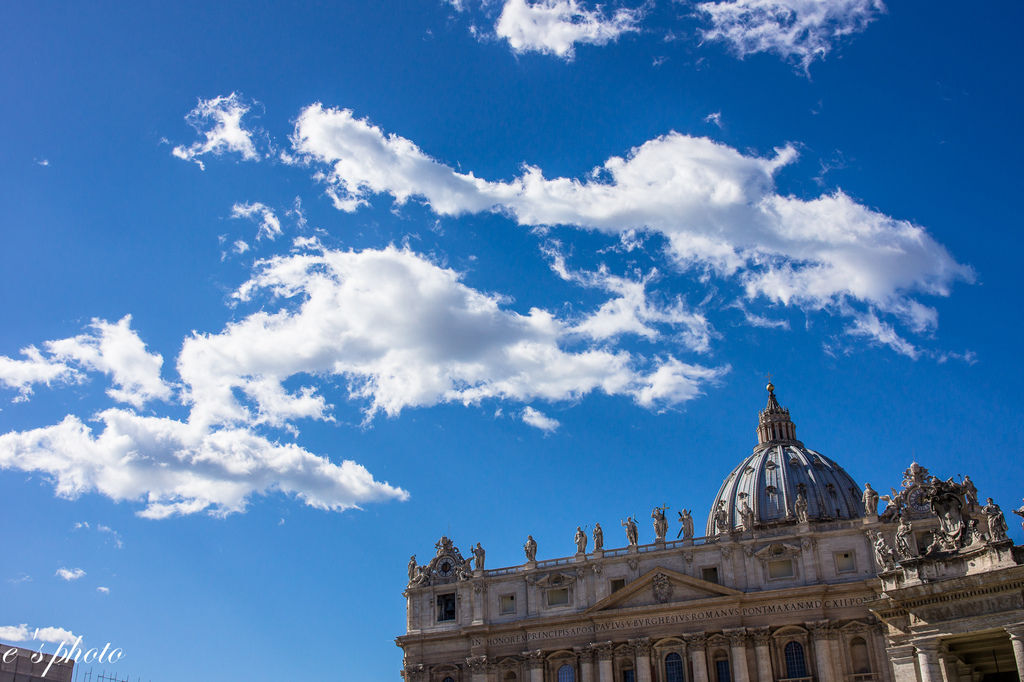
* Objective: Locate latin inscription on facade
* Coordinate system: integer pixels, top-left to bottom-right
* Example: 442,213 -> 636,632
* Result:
472,597 -> 867,647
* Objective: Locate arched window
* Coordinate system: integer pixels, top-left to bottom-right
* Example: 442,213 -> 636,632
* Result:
784,641 -> 808,678
503,673 -> 517,682
713,651 -> 731,682
850,637 -> 871,674
557,664 -> 576,682
665,652 -> 685,682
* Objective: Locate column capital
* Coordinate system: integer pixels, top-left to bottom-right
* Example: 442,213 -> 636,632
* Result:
915,639 -> 942,654
805,619 -> 836,639
750,626 -> 772,646
724,627 -> 747,647
522,649 -> 545,669
466,655 -> 489,672
629,637 -> 652,656
685,633 -> 708,648
592,641 -> 614,661
575,645 -> 595,663
404,664 -> 427,682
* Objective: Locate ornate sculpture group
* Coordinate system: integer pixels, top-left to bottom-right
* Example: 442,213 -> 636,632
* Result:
864,463 -> 1018,573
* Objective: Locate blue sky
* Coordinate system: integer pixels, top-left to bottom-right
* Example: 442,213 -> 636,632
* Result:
1,0 -> 1022,678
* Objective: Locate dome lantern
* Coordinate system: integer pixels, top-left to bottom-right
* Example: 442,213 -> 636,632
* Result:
756,382 -> 801,448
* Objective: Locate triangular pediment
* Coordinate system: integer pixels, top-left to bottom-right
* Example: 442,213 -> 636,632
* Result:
586,567 -> 741,614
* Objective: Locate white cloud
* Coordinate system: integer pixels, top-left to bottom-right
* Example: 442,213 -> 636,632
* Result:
193,244 -> 725,423
0,409 -> 408,519
494,0 -> 642,58
97,524 -> 124,549
1,317 -> 169,408
0,625 -> 79,645
845,310 -> 919,359
96,587 -> 110,595
172,93 -> 260,170
55,567 -> 85,581
543,242 -> 714,352
521,406 -> 560,432
35,158 -> 50,167
292,105 -> 971,345
0,624 -> 31,641
1,244 -> 727,518
697,0 -> 885,69
45,316 -> 172,408
0,346 -> 77,401
704,111 -> 723,127
231,202 -> 282,240
732,302 -> 790,329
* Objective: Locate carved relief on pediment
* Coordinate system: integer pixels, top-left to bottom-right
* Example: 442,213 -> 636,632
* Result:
535,571 -> 578,588
753,542 -> 802,560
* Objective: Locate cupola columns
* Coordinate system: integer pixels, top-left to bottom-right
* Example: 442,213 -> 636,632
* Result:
756,383 -> 801,448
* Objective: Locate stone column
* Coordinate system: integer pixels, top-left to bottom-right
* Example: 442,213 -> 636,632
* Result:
576,646 -> 596,682
724,628 -> 751,682
886,644 -> 919,682
870,624 -> 895,682
631,638 -> 653,682
807,620 -> 835,681
467,656 -> 489,682
524,650 -> 545,682
472,581 -> 485,625
596,642 -> 614,682
1006,624 -> 1024,681
686,634 -> 709,682
750,627 -> 773,682
915,640 -> 943,682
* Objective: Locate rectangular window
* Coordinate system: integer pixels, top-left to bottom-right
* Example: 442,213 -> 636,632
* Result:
622,670 -> 635,682
610,578 -> 626,593
767,559 -> 795,579
547,587 -> 570,607
436,593 -> 456,622
701,566 -> 719,584
834,550 -> 856,573
499,593 -> 516,615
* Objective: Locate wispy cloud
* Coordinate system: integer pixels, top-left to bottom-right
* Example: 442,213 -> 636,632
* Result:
521,406 -> 560,432
55,567 -> 85,582
1,316 -> 171,408
231,202 -> 282,240
172,93 -> 262,170
697,0 -> 886,70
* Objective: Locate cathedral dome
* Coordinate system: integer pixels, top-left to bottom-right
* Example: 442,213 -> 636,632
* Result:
705,384 -> 864,535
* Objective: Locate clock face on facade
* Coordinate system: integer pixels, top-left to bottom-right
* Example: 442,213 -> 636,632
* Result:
437,558 -> 455,578
907,488 -> 930,513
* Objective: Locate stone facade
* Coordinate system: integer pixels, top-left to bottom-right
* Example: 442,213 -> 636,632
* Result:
397,387 -> 1024,682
